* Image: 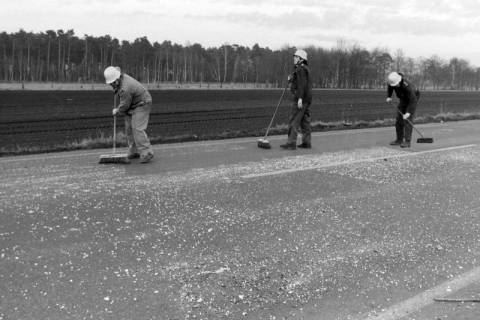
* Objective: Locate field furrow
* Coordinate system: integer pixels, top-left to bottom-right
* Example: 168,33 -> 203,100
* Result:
1,89 -> 479,153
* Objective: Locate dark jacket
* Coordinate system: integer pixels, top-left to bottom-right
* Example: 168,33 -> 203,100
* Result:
290,63 -> 312,104
387,77 -> 419,114
115,74 -> 152,115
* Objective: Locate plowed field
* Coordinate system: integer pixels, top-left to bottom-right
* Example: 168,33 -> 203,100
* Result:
1,89 -> 479,152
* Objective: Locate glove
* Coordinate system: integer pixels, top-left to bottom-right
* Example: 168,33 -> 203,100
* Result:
403,112 -> 411,120
386,97 -> 392,103
112,108 -> 119,116
297,98 -> 303,109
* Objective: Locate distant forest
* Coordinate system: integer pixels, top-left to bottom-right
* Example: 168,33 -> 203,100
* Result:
1,29 -> 479,90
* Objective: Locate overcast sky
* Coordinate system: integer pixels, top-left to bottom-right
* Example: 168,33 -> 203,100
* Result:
4,0 -> 480,66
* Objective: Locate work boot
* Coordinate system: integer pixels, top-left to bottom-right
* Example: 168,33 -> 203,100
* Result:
400,141 -> 411,148
280,142 -> 296,150
390,139 -> 402,146
297,143 -> 312,149
127,152 -> 140,159
140,153 -> 154,163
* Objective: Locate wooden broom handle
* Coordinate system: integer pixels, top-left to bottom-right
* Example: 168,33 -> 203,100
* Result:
113,95 -> 117,154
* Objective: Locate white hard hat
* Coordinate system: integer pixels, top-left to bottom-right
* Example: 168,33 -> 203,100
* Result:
104,66 -> 121,84
387,72 -> 402,86
294,49 -> 307,61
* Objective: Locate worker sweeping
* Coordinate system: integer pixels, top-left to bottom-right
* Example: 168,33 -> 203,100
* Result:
280,49 -> 313,150
386,71 -> 420,148
104,66 -> 154,163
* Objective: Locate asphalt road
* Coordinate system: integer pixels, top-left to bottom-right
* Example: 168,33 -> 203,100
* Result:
2,120 -> 480,320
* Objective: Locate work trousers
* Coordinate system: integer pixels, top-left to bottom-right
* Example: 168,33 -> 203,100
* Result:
395,104 -> 415,142
287,101 -> 311,145
125,102 -> 153,156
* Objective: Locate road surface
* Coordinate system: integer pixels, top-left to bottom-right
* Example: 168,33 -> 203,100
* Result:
1,121 -> 480,320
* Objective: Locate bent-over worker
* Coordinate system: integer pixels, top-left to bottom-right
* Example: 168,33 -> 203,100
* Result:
104,66 -> 154,163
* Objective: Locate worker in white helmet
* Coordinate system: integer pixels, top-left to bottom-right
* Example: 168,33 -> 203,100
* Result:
104,66 -> 154,163
386,71 -> 420,148
280,49 -> 313,150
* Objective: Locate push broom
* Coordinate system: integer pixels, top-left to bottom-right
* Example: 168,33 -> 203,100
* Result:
257,85 -> 287,149
99,96 -> 130,164
396,108 -> 434,143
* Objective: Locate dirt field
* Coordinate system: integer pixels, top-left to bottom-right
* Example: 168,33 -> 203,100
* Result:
1,88 -> 480,154
0,81 -> 271,91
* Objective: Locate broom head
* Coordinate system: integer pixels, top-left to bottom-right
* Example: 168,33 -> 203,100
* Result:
99,153 -> 131,164
417,137 -> 433,143
257,138 -> 271,149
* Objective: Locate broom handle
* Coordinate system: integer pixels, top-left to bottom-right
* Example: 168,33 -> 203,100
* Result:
264,85 -> 287,138
113,95 -> 117,154
396,108 -> 424,138
405,117 -> 424,138
263,62 -> 290,139
113,114 -> 116,154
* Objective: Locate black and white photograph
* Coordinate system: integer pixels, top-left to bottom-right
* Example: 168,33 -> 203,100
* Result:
2,1 -> 480,319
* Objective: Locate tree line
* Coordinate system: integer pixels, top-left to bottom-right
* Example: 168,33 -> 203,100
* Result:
1,29 -> 479,90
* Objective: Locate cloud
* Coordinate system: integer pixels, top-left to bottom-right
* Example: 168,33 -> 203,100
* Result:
180,0 -> 480,39
4,0 -> 480,65
185,10 -> 322,29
